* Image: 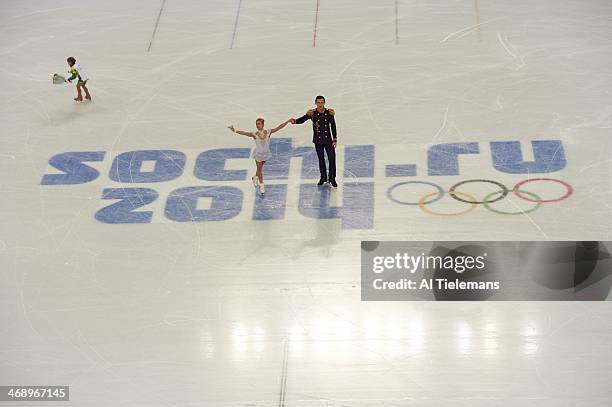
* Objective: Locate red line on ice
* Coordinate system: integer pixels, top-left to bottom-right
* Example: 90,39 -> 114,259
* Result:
313,0 -> 320,48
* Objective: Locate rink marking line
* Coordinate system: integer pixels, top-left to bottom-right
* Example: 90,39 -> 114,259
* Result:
473,0 -> 482,42
313,0 -> 320,47
146,0 -> 167,52
395,0 -> 399,45
230,0 -> 244,49
278,338 -> 289,406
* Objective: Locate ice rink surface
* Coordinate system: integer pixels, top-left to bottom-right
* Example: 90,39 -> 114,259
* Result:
2,0 -> 612,405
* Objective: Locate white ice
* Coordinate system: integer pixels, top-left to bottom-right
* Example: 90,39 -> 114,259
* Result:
1,0 -> 612,405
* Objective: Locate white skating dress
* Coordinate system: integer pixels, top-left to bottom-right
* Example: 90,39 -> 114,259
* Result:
252,129 -> 272,162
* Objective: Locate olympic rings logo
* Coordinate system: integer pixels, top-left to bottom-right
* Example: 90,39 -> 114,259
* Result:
386,178 -> 573,216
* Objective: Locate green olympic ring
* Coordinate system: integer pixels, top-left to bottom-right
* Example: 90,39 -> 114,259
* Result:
482,189 -> 542,215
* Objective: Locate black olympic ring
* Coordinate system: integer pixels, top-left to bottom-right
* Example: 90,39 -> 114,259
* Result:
449,179 -> 509,204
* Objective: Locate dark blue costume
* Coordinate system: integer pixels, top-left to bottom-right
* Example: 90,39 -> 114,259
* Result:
295,108 -> 337,182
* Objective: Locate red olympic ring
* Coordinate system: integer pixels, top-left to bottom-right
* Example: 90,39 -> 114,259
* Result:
512,178 -> 573,203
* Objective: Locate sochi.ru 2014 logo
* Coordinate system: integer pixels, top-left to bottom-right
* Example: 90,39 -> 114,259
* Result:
41,138 -> 570,229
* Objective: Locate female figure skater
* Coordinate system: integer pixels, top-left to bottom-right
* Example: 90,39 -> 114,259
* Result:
66,57 -> 91,102
228,117 -> 292,194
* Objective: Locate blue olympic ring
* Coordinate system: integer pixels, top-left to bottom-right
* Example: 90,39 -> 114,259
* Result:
386,181 -> 445,206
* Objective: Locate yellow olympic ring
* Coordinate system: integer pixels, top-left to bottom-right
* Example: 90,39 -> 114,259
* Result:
418,191 -> 478,217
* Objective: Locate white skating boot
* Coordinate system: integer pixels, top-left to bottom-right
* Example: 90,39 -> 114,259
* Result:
252,175 -> 259,187
259,183 -> 265,194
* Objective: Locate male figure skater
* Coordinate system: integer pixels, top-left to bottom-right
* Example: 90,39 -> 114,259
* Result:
292,96 -> 338,187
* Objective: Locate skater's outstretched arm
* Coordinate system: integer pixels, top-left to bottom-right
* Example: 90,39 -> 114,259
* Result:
228,125 -> 254,138
294,109 -> 314,125
270,119 -> 292,134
